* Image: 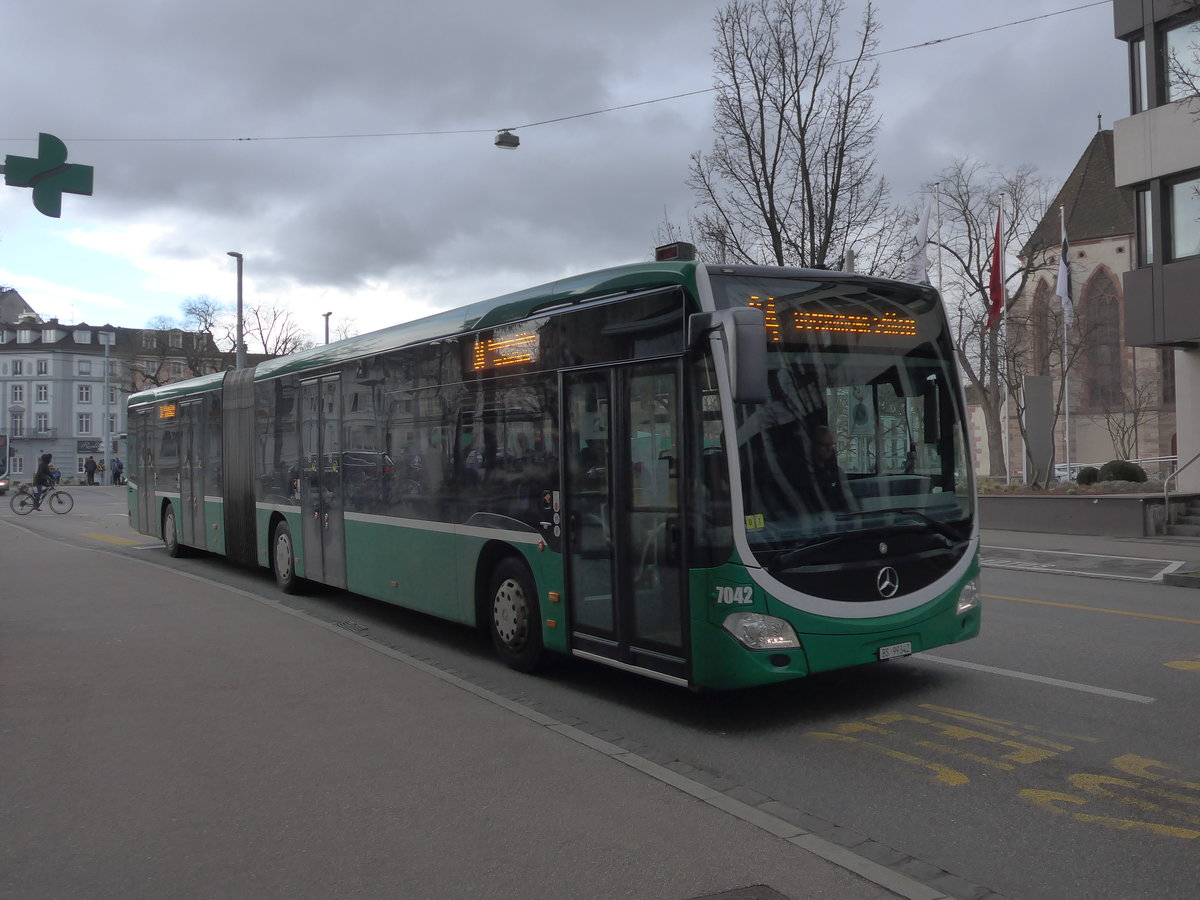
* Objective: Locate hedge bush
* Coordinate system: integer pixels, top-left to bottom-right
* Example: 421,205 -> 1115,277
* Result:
1076,466 -> 1100,485
1097,459 -> 1147,483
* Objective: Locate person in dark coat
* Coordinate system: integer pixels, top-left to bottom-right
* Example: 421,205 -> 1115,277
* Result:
84,456 -> 97,486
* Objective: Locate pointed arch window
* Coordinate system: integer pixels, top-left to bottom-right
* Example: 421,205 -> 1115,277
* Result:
1082,269 -> 1122,408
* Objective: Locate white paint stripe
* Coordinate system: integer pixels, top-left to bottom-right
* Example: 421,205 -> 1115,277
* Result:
985,545 -> 1176,564
980,561 -> 1165,583
919,654 -> 1155,704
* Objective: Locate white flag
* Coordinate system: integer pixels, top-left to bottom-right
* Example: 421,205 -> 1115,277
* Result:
906,201 -> 931,283
1056,224 -> 1074,325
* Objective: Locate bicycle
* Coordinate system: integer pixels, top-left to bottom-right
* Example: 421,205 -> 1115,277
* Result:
9,483 -> 74,515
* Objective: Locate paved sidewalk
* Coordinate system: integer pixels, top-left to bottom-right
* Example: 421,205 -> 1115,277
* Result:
1,521 -> 930,900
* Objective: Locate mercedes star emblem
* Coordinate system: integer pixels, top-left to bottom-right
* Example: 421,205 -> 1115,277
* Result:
877,566 -> 900,598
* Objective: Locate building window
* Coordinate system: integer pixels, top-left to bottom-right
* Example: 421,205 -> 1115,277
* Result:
1164,17 -> 1200,104
1167,174 -> 1200,260
77,413 -> 92,435
1083,271 -> 1123,408
1137,188 -> 1155,266
11,413 -> 24,438
11,385 -> 23,404
36,413 -> 49,433
36,359 -> 48,375
109,413 -> 119,435
1161,349 -> 1176,404
13,360 -> 23,376
36,384 -> 48,402
79,360 -> 92,375
141,332 -> 156,349
1132,36 -> 1149,112
11,455 -> 23,475
170,361 -> 184,378
169,332 -> 183,349
108,360 -> 118,376
78,385 -> 92,403
109,387 -> 119,405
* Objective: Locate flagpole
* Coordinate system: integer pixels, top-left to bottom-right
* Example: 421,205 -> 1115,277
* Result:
1061,205 -> 1071,484
1000,195 -> 1011,484
934,183 -> 943,295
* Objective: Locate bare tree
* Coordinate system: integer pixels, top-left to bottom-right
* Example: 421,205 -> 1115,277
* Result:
928,159 -> 1060,479
687,0 -> 903,272
1098,367 -> 1161,461
333,316 -> 359,342
243,300 -> 314,356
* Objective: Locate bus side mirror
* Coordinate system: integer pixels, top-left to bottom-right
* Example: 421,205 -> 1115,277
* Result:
689,308 -> 768,405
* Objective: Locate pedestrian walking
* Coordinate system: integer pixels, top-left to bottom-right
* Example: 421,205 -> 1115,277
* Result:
112,457 -> 124,485
98,459 -> 106,482
84,456 -> 97,486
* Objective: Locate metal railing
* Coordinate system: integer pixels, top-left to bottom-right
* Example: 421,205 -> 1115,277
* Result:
1164,451 -> 1200,526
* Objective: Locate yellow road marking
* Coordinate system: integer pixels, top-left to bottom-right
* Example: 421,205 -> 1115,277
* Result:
81,532 -> 144,546
984,592 -> 1200,626
1165,655 -> 1200,671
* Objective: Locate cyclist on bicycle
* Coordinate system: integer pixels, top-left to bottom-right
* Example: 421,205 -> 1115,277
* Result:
33,453 -> 54,507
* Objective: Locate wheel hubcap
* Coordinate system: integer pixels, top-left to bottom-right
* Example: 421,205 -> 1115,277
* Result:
275,535 -> 292,578
493,578 -> 526,647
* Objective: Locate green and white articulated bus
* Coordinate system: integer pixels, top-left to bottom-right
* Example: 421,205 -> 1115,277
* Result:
127,246 -> 980,690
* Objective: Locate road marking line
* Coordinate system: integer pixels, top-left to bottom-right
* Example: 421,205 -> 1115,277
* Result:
982,546 -> 1182,582
986,545 -> 1175,564
919,654 -> 1156,704
984,592 -> 1200,625
81,532 -> 145,546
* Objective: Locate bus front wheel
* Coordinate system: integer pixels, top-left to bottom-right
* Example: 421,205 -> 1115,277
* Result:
487,558 -> 546,673
272,520 -> 303,594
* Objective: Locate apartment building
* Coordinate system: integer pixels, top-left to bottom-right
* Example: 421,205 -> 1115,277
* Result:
1112,0 -> 1200,487
0,292 -> 225,483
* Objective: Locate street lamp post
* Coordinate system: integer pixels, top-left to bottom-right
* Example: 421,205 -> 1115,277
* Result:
226,251 -> 246,370
323,311 -> 332,345
100,330 -> 114,481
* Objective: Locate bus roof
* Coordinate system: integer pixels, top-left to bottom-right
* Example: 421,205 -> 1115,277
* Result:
131,259 -> 701,407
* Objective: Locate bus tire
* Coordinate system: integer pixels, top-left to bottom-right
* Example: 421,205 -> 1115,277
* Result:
163,504 -> 186,558
487,557 -> 546,673
272,519 -> 303,594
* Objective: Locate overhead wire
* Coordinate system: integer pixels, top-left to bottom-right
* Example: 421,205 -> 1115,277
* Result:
3,1 -> 1110,145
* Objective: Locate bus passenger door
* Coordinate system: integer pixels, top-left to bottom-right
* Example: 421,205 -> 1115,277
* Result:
300,375 -> 347,589
563,362 -> 687,683
133,407 -> 155,533
178,399 -> 206,548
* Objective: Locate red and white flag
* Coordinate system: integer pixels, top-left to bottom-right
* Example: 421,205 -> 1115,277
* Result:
986,206 -> 1005,329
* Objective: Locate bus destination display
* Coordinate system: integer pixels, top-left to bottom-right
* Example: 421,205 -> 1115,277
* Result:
469,324 -> 540,372
748,296 -> 918,342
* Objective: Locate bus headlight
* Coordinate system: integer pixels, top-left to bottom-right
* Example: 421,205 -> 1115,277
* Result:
956,576 -> 981,615
723,612 -> 801,650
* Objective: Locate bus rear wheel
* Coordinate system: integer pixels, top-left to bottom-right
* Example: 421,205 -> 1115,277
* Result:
163,504 -> 186,557
488,557 -> 546,673
272,520 -> 303,594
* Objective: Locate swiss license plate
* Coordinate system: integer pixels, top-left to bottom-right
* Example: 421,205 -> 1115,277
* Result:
878,641 -> 913,661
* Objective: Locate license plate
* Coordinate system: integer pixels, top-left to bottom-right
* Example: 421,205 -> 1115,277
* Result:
878,641 -> 913,661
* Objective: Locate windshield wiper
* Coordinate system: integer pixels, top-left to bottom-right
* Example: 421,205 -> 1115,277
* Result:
764,526 -> 888,569
888,507 -> 966,543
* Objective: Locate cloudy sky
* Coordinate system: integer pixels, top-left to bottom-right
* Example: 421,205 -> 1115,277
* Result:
1,0 -> 1125,344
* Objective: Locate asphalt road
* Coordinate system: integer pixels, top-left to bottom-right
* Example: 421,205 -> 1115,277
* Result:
7,487 -> 1200,900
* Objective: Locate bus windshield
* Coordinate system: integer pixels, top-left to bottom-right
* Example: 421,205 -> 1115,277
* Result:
710,272 -> 973,560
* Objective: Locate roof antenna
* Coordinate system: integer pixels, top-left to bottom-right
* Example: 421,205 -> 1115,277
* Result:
1097,112 -> 1102,131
